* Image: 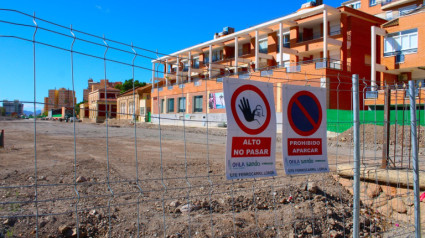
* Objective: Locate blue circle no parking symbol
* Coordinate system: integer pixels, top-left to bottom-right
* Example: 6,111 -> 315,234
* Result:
287,91 -> 322,136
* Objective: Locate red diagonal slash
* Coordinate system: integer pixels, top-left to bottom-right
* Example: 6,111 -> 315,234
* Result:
294,99 -> 318,128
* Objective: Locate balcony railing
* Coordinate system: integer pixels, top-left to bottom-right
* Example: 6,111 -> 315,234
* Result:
298,32 -> 323,43
297,30 -> 341,43
239,73 -> 250,79
255,58 -> 348,74
365,90 -> 378,99
315,58 -> 342,70
384,48 -> 417,64
260,70 -> 273,77
168,83 -> 176,90
330,29 -> 341,36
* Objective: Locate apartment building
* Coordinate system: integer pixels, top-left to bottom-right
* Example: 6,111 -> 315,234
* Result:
43,88 -> 76,112
342,0 -> 423,21
150,3 -> 385,125
2,100 -> 24,116
88,87 -> 120,123
117,84 -> 152,122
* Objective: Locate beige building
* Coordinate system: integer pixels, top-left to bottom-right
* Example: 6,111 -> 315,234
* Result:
117,85 -> 152,122
88,87 -> 120,123
83,79 -> 122,102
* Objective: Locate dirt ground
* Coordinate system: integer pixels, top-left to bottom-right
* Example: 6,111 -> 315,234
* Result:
0,119 -> 408,237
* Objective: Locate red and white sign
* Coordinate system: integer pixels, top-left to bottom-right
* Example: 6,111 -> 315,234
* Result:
282,85 -> 329,175
224,78 -> 277,180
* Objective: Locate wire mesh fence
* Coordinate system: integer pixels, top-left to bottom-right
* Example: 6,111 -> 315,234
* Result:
0,9 -> 423,238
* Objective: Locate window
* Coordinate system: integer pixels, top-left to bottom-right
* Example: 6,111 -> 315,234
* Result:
183,61 -> 189,72
384,28 -> 418,56
347,1 -> 361,9
194,78 -> 201,86
160,99 -> 164,113
203,52 -> 209,64
167,98 -> 174,113
129,101 -> 135,115
120,103 -> 126,114
140,107 -> 145,116
277,33 -> 290,53
330,24 -> 341,36
238,43 -> 251,56
259,38 -> 268,54
212,49 -> 223,62
178,97 -> 186,113
193,57 -> 200,69
369,0 -> 377,6
386,11 -> 393,20
399,5 -> 416,16
193,96 -> 203,112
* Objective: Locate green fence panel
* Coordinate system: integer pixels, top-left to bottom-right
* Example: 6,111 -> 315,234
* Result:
326,109 -> 425,133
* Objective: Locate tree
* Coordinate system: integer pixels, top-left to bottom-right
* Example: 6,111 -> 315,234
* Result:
0,107 -> 5,116
115,79 -> 147,93
75,101 -> 86,116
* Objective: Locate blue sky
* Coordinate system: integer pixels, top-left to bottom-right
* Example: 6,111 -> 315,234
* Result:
0,0 -> 342,111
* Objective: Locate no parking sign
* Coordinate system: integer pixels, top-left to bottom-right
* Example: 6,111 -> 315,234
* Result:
282,85 -> 329,175
223,78 -> 277,180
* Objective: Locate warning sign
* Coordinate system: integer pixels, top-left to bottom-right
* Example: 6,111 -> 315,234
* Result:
282,85 -> 329,175
224,78 -> 277,180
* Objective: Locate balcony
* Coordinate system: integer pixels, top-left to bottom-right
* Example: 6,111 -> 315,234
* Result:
364,86 -> 425,108
297,29 -> 341,43
298,33 -> 322,43
381,0 -> 417,9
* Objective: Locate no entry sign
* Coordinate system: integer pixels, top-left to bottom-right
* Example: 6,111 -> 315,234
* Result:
282,85 -> 329,175
223,78 -> 277,180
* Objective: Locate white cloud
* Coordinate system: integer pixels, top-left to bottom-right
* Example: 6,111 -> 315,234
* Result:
95,5 -> 110,13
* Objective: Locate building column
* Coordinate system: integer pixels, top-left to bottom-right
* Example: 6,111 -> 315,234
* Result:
209,45 -> 213,79
371,26 -> 386,91
323,7 -> 328,63
188,51 -> 192,83
152,62 -> 156,90
279,22 -> 283,67
177,56 -> 180,85
165,59 -> 169,87
234,37 -> 239,75
371,26 -> 377,91
255,30 -> 259,71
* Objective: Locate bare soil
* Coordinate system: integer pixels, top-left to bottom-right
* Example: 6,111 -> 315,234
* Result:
0,119 -> 390,237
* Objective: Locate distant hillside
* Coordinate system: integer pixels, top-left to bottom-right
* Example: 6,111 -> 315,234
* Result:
23,110 -> 42,116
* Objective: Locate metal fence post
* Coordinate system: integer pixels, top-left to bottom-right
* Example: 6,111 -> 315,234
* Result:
352,74 -> 360,238
382,85 -> 391,168
409,80 -> 422,238
0,129 -> 4,148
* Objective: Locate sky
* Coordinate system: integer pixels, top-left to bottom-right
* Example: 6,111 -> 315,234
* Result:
0,0 -> 343,111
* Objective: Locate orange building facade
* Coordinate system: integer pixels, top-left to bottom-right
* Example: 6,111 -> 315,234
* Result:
342,0 -> 425,107
150,3 -> 386,125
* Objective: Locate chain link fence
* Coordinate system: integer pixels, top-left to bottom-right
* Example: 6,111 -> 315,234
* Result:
0,9 -> 423,237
